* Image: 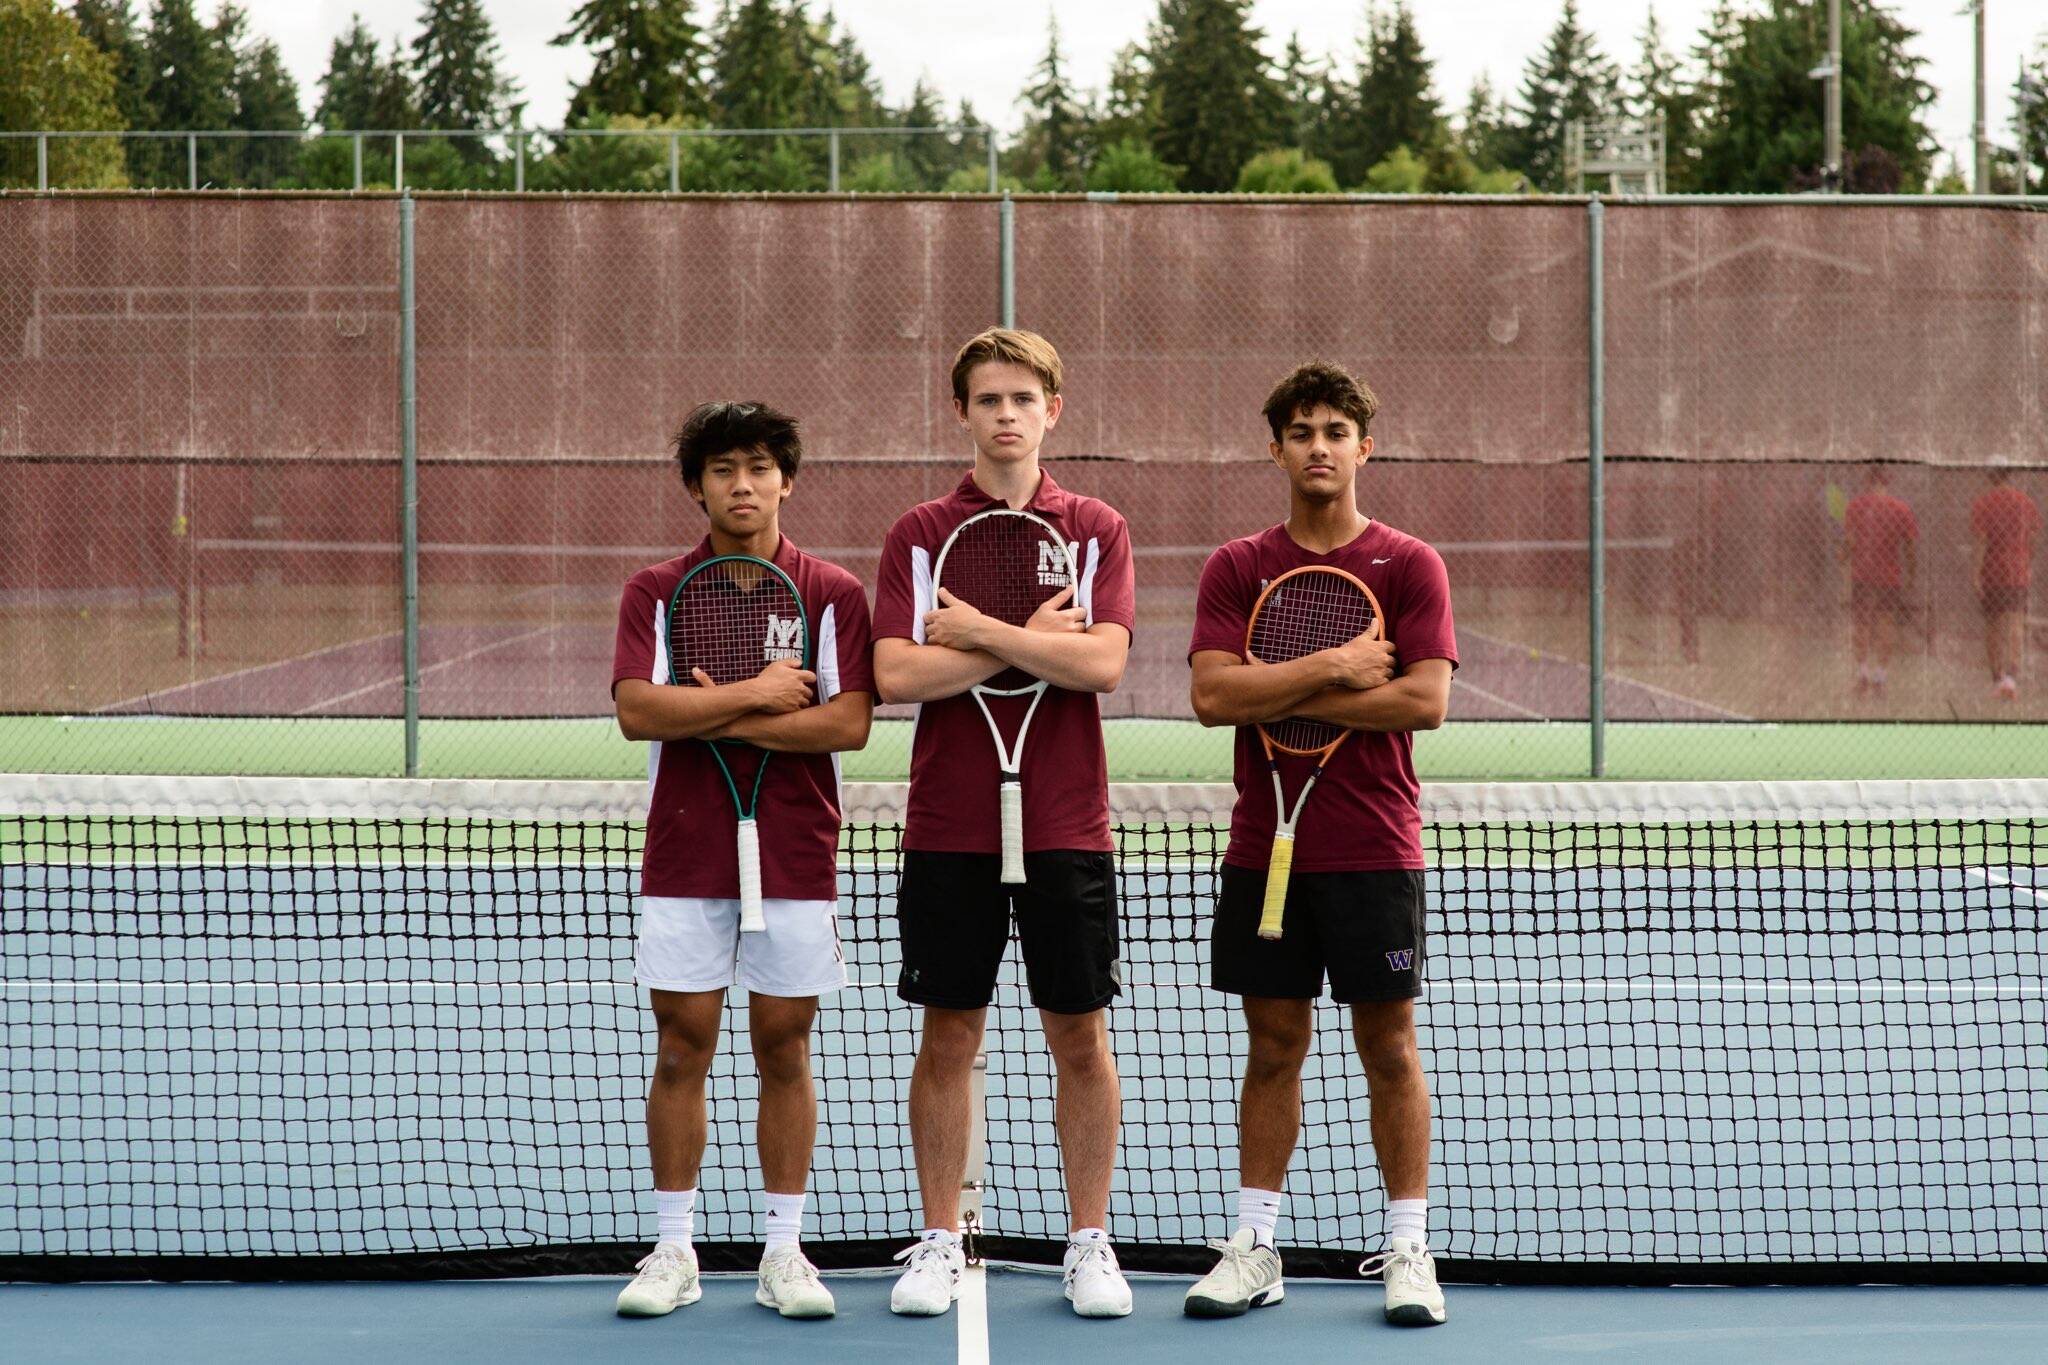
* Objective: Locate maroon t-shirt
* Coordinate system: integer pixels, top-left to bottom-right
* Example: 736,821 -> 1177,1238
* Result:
872,468 -> 1136,854
1188,521 -> 1457,872
612,535 -> 874,900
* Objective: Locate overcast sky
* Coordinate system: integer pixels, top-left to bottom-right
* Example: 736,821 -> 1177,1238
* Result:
238,1 -> 2039,171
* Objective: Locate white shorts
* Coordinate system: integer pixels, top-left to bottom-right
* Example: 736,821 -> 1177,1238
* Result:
634,896 -> 847,998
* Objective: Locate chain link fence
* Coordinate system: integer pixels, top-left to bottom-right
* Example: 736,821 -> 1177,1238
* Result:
2,193 -> 2043,780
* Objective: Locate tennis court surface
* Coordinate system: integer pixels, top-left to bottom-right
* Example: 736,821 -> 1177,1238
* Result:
5,774 -> 2045,1361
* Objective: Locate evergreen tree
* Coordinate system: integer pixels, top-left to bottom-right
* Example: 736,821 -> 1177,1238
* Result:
1691,0 -> 1932,193
4,0 -> 127,186
554,0 -> 709,122
897,76 -> 947,187
1623,6 -> 1700,190
710,0 -> 803,128
1087,137 -> 1179,191
1275,32 -> 1328,153
1087,41 -> 1157,156
140,0 -> 232,130
1326,1 -> 1442,188
412,0 -> 519,133
1017,13 -> 1086,187
1507,0 -> 1620,191
73,0 -> 149,133
314,18 -> 413,129
823,7 -> 887,125
224,22 -> 301,132
1458,74 -> 1513,172
2017,40 -> 2047,193
1148,0 -> 1283,191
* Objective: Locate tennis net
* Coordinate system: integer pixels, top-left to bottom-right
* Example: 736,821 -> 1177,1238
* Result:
3,774 -> 2044,1285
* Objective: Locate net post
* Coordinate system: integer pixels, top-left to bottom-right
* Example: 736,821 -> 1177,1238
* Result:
399,196 -> 421,777
1587,196 -> 1607,778
961,1050 -> 987,1263
998,193 -> 1015,328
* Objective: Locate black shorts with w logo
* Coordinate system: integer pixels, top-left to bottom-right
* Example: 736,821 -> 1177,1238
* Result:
1211,866 -> 1426,1003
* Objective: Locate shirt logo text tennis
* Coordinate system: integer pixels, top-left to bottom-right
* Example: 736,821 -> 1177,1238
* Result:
1037,540 -> 1071,587
762,614 -> 803,661
1385,949 -> 1414,972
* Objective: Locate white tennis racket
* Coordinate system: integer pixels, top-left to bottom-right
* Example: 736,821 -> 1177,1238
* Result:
931,508 -> 1078,884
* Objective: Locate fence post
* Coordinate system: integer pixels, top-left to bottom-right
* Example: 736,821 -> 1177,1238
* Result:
395,133 -> 405,192
399,196 -> 421,777
353,132 -> 363,190
998,193 -> 1015,328
669,133 -> 680,192
187,133 -> 197,189
986,128 -> 998,192
1587,197 -> 1607,779
515,131 -> 525,192
37,134 -> 47,192
829,128 -> 840,192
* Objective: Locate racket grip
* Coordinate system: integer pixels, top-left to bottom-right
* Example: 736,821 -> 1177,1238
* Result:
1258,836 -> 1295,941
736,818 -> 765,933
999,779 -> 1025,885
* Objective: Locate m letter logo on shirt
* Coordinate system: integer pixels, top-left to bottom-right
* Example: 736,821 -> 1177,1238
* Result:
1385,948 -> 1415,972
1037,539 -> 1072,588
762,613 -> 804,661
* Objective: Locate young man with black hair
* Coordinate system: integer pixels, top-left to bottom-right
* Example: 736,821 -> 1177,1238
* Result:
611,401 -> 874,1320
1186,361 -> 1456,1326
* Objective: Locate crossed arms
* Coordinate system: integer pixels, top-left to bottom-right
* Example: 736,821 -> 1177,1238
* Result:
1189,633 -> 1450,734
615,663 -> 872,753
874,585 -> 1130,703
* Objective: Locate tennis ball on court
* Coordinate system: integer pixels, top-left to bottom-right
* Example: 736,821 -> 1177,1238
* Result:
1529,647 -> 1540,659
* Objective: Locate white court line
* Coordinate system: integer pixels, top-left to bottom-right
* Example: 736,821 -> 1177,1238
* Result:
1460,625 -> 1754,721
1449,675 -> 1549,720
294,623 -> 561,715
956,1261 -> 990,1365
1968,867 -> 2048,905
91,629 -> 402,715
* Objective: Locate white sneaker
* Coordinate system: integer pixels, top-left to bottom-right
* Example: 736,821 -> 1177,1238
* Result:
615,1242 -> 701,1317
755,1246 -> 835,1318
1361,1236 -> 1446,1326
890,1237 -> 963,1316
1183,1227 -> 1284,1317
1063,1237 -> 1133,1318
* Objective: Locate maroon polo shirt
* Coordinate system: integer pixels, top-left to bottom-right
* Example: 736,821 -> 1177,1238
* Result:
612,534 -> 874,900
1189,520 -> 1457,872
872,468 -> 1136,854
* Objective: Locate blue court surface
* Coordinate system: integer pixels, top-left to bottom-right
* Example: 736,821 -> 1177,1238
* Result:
4,1274 -> 2048,1364
5,824 -> 2046,1360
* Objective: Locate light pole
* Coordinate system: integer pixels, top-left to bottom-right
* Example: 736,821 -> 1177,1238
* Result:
1808,0 -> 1843,190
1972,2 -> 1989,193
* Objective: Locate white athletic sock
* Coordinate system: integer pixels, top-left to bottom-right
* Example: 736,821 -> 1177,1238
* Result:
763,1191 -> 806,1252
654,1188 -> 696,1248
919,1227 -> 958,1247
1236,1187 -> 1283,1249
1068,1226 -> 1108,1246
1388,1197 -> 1428,1249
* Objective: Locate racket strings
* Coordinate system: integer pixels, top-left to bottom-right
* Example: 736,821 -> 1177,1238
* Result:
1249,573 -> 1376,754
671,566 -> 805,686
937,519 -> 1073,626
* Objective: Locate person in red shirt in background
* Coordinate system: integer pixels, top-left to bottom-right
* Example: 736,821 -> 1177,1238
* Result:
610,402 -> 875,1321
872,329 -> 1137,1319
1970,462 -> 2041,701
1186,361 -> 1456,1327
1840,464 -> 1919,697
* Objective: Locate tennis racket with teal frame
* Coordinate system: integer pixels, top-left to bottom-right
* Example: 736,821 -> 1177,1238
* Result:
667,554 -> 811,932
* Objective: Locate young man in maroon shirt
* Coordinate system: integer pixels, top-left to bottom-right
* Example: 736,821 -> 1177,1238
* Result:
610,401 -> 875,1321
1841,464 -> 1919,697
1185,361 -> 1456,1326
1970,463 -> 2041,700
871,329 -> 1137,1319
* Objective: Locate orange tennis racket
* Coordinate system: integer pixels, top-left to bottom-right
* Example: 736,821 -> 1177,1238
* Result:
1245,565 -> 1384,941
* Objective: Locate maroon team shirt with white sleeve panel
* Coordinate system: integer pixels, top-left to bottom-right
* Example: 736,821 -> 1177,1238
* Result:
871,469 -> 1136,855
1188,521 -> 1458,872
611,535 -> 875,901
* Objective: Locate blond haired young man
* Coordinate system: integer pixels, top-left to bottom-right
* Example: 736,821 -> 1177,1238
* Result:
871,329 -> 1137,1318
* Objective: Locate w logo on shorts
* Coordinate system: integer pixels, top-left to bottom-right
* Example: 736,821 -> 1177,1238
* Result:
1385,949 -> 1415,972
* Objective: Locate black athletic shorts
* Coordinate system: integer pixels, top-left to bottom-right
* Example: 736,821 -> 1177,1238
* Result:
896,850 -> 1122,1014
1211,864 -> 1426,1003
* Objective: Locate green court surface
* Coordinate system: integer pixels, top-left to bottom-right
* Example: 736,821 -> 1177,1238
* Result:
4,715 -> 2043,783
